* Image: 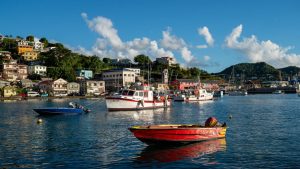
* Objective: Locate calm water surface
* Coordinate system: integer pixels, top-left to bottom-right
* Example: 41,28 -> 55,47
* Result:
1,95 -> 300,168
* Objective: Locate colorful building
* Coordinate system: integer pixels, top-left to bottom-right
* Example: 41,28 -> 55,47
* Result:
170,79 -> 199,90
2,86 -> 17,97
21,51 -> 38,61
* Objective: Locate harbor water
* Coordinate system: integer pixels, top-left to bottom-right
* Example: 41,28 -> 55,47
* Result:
1,94 -> 300,168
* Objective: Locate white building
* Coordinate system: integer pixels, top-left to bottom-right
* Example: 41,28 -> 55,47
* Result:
33,41 -> 44,51
28,65 -> 47,76
17,40 -> 30,46
125,68 -> 140,76
102,68 -> 136,90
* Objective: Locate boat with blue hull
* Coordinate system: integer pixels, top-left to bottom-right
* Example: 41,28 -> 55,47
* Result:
33,102 -> 90,115
33,107 -> 89,115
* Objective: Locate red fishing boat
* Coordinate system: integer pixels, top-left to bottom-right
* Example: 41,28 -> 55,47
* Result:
129,117 -> 227,145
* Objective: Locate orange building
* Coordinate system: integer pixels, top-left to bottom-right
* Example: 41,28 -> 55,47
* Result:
17,45 -> 33,54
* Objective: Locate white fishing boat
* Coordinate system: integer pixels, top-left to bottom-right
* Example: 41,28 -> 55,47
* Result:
105,89 -> 171,111
173,89 -> 213,102
186,89 -> 213,101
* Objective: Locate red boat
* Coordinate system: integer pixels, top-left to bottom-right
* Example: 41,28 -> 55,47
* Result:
129,123 -> 227,145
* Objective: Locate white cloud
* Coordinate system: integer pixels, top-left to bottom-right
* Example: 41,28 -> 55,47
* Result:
160,29 -> 186,50
196,45 -> 208,49
81,13 -> 174,61
225,24 -> 300,67
82,13 -> 123,49
160,29 -> 194,63
198,26 -> 214,46
181,47 -> 193,63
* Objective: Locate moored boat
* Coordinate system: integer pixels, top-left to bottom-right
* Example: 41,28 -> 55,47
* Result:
129,117 -> 227,145
33,102 -> 90,115
173,89 -> 213,102
105,89 -> 171,111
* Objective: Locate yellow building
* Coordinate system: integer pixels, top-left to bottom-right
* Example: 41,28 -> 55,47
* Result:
2,86 -> 17,97
22,51 -> 38,61
17,45 -> 33,54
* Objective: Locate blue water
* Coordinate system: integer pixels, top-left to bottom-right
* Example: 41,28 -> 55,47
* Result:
0,95 -> 300,168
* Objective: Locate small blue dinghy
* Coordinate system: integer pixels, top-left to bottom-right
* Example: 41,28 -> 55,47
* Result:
33,102 -> 90,115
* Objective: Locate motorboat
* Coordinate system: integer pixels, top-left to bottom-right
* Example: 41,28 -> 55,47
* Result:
105,89 -> 171,111
129,117 -> 227,145
33,102 -> 90,115
173,89 -> 213,102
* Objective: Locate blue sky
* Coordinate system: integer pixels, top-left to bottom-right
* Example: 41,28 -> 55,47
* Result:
1,0 -> 300,73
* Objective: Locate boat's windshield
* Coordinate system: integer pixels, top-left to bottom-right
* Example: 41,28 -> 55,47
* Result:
120,90 -> 135,96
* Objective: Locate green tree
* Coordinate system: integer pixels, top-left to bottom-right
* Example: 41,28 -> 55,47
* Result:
26,35 -> 34,42
39,37 -> 49,47
134,54 -> 152,65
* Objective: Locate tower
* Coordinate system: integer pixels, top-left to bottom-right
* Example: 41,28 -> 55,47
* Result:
162,69 -> 168,84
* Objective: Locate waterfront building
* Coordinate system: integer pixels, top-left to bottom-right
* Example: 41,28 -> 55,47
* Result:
2,86 -> 17,97
67,82 -> 80,95
79,80 -> 105,96
38,78 -> 68,96
21,51 -> 38,61
102,68 -> 135,91
201,80 -> 221,92
155,56 -> 176,65
76,70 -> 93,79
20,79 -> 34,88
28,65 -> 47,76
170,79 -> 199,90
52,78 -> 68,96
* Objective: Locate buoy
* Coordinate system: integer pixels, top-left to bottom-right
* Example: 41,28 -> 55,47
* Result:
37,118 -> 43,124
229,114 -> 232,119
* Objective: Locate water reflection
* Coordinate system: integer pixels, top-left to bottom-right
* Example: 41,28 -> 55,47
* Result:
105,108 -> 171,122
136,138 -> 226,163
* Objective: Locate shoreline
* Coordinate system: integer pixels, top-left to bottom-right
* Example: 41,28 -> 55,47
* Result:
0,95 -> 105,101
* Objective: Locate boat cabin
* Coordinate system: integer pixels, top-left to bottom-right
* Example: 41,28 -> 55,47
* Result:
117,89 -> 154,101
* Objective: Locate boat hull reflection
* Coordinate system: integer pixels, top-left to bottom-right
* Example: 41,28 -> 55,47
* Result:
137,138 -> 226,163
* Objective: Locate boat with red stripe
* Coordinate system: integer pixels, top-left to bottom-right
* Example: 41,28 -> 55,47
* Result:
105,89 -> 171,111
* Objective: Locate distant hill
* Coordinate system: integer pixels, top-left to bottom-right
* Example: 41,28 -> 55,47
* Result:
215,62 -> 280,81
278,66 -> 300,76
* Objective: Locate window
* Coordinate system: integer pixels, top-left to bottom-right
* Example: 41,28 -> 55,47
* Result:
128,91 -> 134,96
124,74 -> 127,76
139,92 -> 143,97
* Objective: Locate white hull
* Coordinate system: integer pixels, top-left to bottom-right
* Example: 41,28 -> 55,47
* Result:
106,98 -> 171,111
186,95 -> 213,101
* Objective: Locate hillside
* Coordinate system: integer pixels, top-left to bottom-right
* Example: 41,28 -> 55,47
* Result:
278,66 -> 300,76
215,62 -> 280,81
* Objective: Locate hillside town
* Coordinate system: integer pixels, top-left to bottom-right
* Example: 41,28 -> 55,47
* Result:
1,34 -> 300,98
